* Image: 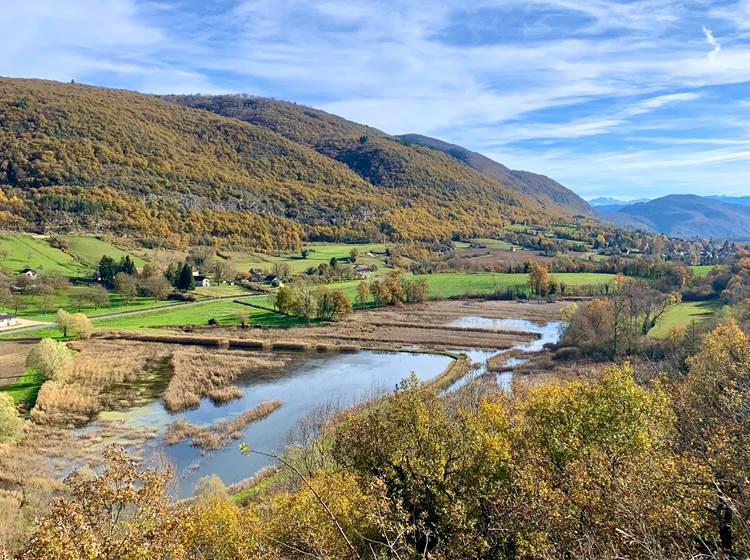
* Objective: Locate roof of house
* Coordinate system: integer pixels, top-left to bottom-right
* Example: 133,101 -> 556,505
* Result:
20,267 -> 36,273
0,313 -> 15,320
195,275 -> 209,281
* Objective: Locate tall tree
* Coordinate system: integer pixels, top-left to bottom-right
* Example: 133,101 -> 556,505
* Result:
177,263 -> 195,292
97,255 -> 117,287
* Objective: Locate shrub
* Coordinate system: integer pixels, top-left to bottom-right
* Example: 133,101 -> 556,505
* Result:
25,339 -> 72,381
0,393 -> 23,444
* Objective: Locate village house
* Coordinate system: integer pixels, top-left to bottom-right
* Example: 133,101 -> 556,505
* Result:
20,268 -> 38,279
0,313 -> 17,328
194,275 -> 211,287
264,275 -> 283,287
249,268 -> 266,283
354,264 -> 372,275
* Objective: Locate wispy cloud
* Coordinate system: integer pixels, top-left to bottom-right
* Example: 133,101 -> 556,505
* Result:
702,25 -> 721,59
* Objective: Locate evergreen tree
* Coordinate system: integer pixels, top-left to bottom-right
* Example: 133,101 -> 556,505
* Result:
98,255 -> 116,287
177,263 -> 195,291
119,255 -> 136,275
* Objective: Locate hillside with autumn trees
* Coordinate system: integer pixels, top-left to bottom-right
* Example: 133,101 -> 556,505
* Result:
0,78 -> 579,250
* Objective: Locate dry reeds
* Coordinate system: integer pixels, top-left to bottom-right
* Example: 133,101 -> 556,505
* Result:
229,339 -> 268,350
164,400 -> 283,450
270,341 -> 309,352
31,381 -> 98,426
163,350 -> 285,412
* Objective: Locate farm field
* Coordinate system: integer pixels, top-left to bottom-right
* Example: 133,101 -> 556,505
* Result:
222,242 -> 390,274
92,295 -> 294,330
649,299 -> 724,338
332,271 -> 615,302
63,235 -> 146,269
0,234 -> 88,275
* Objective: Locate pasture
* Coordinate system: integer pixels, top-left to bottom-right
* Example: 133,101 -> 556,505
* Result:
648,299 -> 724,339
63,235 -> 146,268
0,234 -> 87,275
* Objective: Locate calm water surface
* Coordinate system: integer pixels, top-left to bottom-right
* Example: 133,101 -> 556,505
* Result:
79,316 -> 561,497
443,318 -> 562,391
90,350 -> 452,497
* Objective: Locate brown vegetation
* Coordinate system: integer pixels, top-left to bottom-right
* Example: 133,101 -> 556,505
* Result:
164,400 -> 283,450
164,349 -> 284,411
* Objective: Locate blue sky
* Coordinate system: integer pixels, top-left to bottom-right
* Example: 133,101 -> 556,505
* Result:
2,0 -> 750,199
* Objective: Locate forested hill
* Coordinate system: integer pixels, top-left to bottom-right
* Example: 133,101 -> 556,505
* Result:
397,133 -> 593,217
163,94 -> 589,216
0,78 -> 564,248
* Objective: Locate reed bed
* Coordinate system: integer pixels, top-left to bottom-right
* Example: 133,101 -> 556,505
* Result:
486,349 -> 525,372
228,339 -> 269,350
108,333 -> 229,347
270,341 -> 310,352
31,381 -> 98,426
163,350 -> 285,412
31,341 -> 169,426
164,400 -> 283,450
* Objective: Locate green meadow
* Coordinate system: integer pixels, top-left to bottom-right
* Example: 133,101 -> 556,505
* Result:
63,235 -> 146,268
648,299 -> 724,339
0,234 -> 87,275
331,271 -> 614,302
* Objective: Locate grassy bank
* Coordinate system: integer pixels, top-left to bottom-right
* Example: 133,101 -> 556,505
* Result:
649,300 -> 724,338
0,367 -> 44,409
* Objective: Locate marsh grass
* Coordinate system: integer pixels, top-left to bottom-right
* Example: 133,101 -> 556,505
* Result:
31,341 -> 170,425
163,350 -> 285,411
164,400 -> 283,449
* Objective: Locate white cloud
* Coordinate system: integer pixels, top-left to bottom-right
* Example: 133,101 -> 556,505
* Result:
702,25 -> 721,59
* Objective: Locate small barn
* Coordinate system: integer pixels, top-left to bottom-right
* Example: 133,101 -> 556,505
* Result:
194,275 -> 211,287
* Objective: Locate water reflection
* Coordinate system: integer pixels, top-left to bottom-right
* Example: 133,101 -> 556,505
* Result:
443,317 -> 562,392
88,350 -> 452,497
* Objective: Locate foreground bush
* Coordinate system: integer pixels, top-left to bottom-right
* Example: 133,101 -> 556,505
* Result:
17,322 -> 750,559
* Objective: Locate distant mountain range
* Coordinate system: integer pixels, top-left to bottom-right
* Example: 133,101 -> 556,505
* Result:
597,194 -> 750,239
588,197 -> 650,212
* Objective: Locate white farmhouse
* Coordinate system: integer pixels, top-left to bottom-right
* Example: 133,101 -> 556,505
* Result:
0,313 -> 17,328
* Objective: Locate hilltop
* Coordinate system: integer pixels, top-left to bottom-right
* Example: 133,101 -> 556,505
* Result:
0,78 -> 575,248
163,95 -> 591,216
397,133 -> 593,217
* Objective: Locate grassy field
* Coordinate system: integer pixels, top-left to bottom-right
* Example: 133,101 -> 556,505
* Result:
10,289 -> 184,322
223,242 -> 389,275
649,300 -> 724,338
92,295 -> 296,330
192,284 -> 253,298
469,238 -> 517,250
1,368 -> 43,408
63,235 -> 146,268
0,234 -> 88,275
690,265 -> 716,277
331,271 -> 615,302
